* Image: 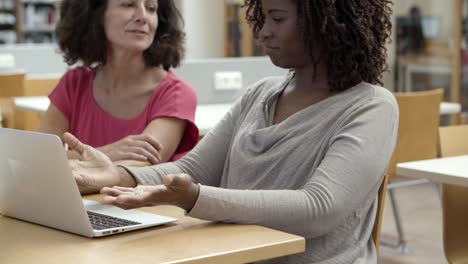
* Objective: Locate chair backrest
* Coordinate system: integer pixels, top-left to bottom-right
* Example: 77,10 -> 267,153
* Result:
438,125 -> 468,264
0,72 -> 26,97
387,89 -> 443,179
372,173 -> 390,255
24,76 -> 59,96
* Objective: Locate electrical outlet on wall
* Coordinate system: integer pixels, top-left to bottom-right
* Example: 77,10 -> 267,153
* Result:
213,71 -> 243,90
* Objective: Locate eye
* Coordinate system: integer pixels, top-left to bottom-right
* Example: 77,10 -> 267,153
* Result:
121,1 -> 134,8
272,17 -> 284,23
146,4 -> 157,13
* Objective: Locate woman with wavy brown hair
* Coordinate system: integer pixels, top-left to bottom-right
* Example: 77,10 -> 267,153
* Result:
38,0 -> 199,169
63,0 -> 397,262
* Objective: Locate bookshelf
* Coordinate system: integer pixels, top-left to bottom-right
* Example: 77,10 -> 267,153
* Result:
0,0 -> 59,44
17,0 -> 59,43
224,0 -> 264,57
0,0 -> 16,44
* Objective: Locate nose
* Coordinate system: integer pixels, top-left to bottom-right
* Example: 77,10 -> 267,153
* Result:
134,4 -> 148,24
258,22 -> 272,42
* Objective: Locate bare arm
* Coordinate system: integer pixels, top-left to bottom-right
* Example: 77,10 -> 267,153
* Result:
143,117 -> 187,162
37,104 -> 69,136
98,117 -> 187,167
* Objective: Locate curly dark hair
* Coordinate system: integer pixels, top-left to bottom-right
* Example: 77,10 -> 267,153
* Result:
244,0 -> 393,91
56,0 -> 185,70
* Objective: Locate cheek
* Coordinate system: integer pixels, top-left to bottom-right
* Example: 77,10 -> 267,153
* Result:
150,16 -> 158,32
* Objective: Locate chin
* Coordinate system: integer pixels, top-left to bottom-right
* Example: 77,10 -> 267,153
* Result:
125,44 -> 151,52
268,56 -> 290,69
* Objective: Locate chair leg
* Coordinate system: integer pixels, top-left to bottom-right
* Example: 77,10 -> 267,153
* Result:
381,188 -> 411,254
436,183 -> 442,201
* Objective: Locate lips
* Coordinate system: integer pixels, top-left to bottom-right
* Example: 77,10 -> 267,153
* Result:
263,43 -> 279,50
127,30 -> 148,35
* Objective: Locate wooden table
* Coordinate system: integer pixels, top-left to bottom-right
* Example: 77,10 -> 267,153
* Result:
396,155 -> 468,187
0,194 -> 305,264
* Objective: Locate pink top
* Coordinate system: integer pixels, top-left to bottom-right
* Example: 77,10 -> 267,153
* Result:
49,67 -> 199,161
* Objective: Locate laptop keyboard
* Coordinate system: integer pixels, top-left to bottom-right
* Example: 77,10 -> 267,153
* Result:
87,211 -> 141,230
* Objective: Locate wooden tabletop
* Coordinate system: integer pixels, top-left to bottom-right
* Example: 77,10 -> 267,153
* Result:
0,194 -> 305,264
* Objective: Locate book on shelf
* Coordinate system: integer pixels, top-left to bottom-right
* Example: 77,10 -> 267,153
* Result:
0,0 -> 16,43
225,1 -> 265,57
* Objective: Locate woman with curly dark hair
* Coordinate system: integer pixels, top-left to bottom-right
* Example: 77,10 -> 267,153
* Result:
38,0 -> 199,169
63,0 -> 397,262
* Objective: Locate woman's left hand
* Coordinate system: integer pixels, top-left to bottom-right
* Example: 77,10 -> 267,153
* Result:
100,174 -> 199,211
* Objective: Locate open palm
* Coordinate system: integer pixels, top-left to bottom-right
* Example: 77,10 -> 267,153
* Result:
63,132 -> 121,189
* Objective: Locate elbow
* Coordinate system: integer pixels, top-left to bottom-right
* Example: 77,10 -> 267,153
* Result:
299,188 -> 346,238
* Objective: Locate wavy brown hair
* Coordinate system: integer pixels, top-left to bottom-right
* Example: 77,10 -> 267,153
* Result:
244,0 -> 393,91
56,0 -> 185,70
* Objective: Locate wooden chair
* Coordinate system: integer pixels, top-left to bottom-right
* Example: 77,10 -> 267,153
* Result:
383,88 -> 443,252
372,173 -> 390,256
0,73 -> 59,131
0,97 -> 15,128
438,125 -> 468,264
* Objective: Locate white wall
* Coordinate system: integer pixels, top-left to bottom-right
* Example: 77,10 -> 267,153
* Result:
180,1 -> 225,59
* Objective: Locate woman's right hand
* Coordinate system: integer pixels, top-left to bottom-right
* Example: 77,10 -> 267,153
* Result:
63,133 -> 136,193
97,134 -> 163,165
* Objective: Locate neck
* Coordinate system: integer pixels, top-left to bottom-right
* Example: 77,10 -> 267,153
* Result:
98,48 -> 163,95
105,48 -> 147,79
292,63 -> 331,96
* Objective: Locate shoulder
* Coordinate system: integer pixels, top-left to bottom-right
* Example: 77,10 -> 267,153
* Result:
61,66 -> 94,80
159,71 -> 197,99
58,67 -> 95,91
242,74 -> 290,104
53,67 -> 94,95
344,82 -> 398,115
361,82 -> 398,115
149,72 -> 197,113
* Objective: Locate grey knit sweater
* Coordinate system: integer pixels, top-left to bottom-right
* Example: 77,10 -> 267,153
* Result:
126,73 -> 399,263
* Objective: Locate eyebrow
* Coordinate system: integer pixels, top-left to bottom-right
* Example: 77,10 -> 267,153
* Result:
267,9 -> 289,14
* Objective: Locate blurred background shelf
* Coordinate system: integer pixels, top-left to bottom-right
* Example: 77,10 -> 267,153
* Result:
0,0 -> 58,44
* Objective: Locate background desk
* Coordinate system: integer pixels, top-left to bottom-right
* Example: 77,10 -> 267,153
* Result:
396,155 -> 468,187
0,195 -> 305,264
397,55 -> 452,92
13,96 -> 231,136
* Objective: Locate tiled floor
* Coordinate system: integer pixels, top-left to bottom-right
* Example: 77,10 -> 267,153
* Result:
379,183 -> 448,264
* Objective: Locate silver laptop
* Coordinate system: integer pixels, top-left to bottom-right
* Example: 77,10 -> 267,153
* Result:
0,128 -> 176,237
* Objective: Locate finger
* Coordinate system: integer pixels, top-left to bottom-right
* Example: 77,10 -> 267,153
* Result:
100,187 -> 128,197
102,194 -> 143,209
135,134 -> 163,151
130,140 -> 161,164
63,132 -> 87,156
128,146 -> 160,164
112,186 -> 138,192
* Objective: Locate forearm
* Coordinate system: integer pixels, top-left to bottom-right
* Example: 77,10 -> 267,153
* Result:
122,162 -> 186,185
187,185 -> 349,238
113,160 -> 152,167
